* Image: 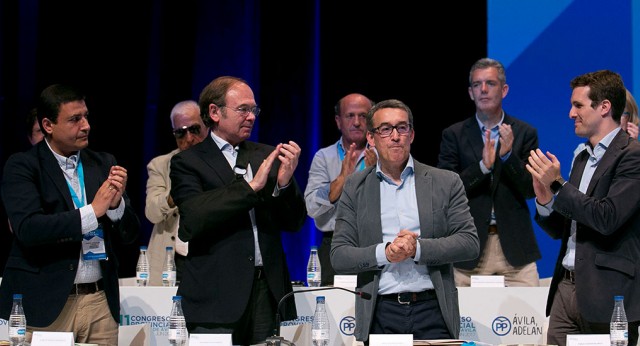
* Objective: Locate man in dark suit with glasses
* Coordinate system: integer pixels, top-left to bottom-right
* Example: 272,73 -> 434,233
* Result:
169,76 -> 306,345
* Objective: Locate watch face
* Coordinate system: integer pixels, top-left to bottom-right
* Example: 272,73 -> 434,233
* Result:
551,180 -> 563,194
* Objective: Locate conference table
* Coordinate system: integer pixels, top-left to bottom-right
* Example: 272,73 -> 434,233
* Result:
0,279 -> 550,346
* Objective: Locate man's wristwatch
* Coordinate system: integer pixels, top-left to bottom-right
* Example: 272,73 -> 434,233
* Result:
550,177 -> 567,194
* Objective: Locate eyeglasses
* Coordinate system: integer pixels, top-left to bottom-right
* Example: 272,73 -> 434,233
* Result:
173,124 -> 201,139
221,105 -> 261,117
371,123 -> 412,137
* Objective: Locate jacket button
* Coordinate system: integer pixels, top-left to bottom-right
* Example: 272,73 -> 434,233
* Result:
248,256 -> 254,262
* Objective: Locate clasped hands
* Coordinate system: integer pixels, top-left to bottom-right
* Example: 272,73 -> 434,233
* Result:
385,230 -> 419,263
93,165 -> 128,217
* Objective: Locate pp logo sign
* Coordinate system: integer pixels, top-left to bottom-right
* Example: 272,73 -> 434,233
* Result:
340,316 -> 356,335
492,316 -> 511,336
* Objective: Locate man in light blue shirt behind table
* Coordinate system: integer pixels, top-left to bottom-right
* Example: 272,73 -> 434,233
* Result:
304,93 -> 376,286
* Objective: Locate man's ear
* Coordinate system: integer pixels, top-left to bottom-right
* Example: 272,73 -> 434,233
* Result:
600,100 -> 612,118
209,104 -> 221,123
366,131 -> 375,147
41,118 -> 53,135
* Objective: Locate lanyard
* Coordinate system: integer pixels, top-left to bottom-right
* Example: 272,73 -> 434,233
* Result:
66,158 -> 86,207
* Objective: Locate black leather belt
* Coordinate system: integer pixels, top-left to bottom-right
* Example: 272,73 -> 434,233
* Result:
379,290 -> 437,305
255,266 -> 265,280
488,225 -> 498,234
563,269 -> 575,283
70,279 -> 104,295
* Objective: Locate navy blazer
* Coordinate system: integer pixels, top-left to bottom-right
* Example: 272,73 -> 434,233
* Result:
536,129 -> 640,323
170,135 -> 306,324
438,114 -> 541,269
0,141 -> 140,326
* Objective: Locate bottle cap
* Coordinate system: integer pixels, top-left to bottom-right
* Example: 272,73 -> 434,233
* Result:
614,295 -> 624,300
166,246 -> 173,250
311,246 -> 318,250
316,296 -> 325,302
140,245 -> 148,250
13,293 -> 22,299
172,295 -> 182,301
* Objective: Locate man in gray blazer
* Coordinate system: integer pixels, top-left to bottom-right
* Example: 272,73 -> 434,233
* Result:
331,99 -> 479,342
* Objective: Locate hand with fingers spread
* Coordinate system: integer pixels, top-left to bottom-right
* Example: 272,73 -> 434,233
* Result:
525,149 -> 562,186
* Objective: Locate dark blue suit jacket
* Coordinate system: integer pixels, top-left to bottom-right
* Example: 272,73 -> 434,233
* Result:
170,135 -> 306,324
438,114 -> 541,269
536,129 -> 640,323
0,140 -> 140,326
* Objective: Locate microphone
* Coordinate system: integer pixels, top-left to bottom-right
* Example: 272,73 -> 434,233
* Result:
233,164 -> 247,179
264,286 -> 371,346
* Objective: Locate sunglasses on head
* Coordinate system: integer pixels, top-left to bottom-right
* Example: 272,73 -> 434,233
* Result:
173,124 -> 201,139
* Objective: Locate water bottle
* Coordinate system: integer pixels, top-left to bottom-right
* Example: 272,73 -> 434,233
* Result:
610,295 -> 628,346
9,293 -> 27,346
168,295 -> 188,346
162,246 -> 177,287
306,246 -> 321,287
311,296 -> 329,346
136,245 -> 149,287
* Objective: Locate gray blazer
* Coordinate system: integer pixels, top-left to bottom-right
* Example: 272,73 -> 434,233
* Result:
331,159 -> 479,341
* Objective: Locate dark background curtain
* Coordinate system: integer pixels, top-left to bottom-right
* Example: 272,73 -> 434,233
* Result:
0,1 -> 487,281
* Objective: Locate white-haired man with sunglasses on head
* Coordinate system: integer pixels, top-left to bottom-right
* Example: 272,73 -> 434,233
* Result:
145,100 -> 208,286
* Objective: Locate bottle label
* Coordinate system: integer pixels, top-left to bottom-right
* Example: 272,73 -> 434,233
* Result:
610,329 -> 628,341
137,272 -> 149,280
312,329 -> 330,339
9,327 -> 26,337
307,272 -> 321,280
163,271 -> 177,280
169,328 -> 187,339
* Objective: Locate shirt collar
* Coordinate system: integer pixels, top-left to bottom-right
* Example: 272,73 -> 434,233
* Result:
585,127 -> 621,160
475,111 -> 505,132
376,155 -> 415,183
211,131 -> 238,154
45,139 -> 80,170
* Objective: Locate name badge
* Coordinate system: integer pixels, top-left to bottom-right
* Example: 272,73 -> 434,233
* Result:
82,226 -> 107,260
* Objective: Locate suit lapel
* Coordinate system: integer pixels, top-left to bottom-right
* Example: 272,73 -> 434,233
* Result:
197,136 -> 235,182
462,118 -> 484,162
39,143 -> 75,210
586,130 -> 628,195
79,151 -> 100,205
569,150 -> 588,186
414,163 -> 434,239
364,169 -> 384,244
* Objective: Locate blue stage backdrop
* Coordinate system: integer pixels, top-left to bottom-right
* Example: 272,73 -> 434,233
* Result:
488,0 -> 639,278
